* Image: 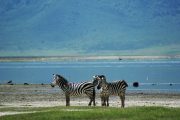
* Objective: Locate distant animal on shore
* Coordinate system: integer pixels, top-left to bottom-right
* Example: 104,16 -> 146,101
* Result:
94,75 -> 128,107
50,74 -> 98,106
7,80 -> 14,85
24,83 -> 29,85
7,80 -> 12,84
133,82 -> 139,87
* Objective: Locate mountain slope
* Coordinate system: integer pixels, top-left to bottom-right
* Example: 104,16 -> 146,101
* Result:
0,0 -> 180,56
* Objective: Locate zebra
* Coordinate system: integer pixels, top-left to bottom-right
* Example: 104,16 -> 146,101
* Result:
93,75 -> 110,107
94,75 -> 128,107
50,74 -> 98,106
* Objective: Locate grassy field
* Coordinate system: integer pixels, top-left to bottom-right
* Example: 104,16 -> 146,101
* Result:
1,106 -> 180,120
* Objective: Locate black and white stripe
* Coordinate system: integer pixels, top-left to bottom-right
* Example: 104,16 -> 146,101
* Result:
94,75 -> 128,107
51,74 -> 98,106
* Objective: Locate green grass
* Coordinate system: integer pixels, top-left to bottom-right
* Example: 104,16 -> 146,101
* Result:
1,106 -> 180,120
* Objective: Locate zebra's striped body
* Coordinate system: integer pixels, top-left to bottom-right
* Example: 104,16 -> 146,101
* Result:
95,75 -> 128,107
51,74 -> 98,106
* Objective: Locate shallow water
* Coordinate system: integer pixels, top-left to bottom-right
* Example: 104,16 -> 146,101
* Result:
0,60 -> 180,93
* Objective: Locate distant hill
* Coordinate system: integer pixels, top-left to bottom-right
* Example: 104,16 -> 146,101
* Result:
0,0 -> 180,56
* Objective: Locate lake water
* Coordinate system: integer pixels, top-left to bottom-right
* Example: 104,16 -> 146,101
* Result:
0,60 -> 180,93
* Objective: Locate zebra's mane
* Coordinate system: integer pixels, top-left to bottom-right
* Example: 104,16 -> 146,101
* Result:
56,74 -> 69,85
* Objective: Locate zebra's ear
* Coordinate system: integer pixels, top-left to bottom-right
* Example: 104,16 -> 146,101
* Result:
102,75 -> 106,80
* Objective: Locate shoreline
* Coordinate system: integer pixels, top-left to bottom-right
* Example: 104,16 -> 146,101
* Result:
1,85 -> 180,109
0,55 -> 180,62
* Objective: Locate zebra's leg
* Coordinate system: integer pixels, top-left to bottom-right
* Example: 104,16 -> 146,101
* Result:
102,97 -> 106,106
101,97 -> 104,106
119,92 -> 125,108
89,95 -> 96,106
105,97 -> 107,106
86,89 -> 96,106
93,88 -> 96,106
107,96 -> 109,107
104,96 -> 107,106
65,93 -> 70,106
86,93 -> 93,106
88,98 -> 93,106
93,97 -> 96,106
103,98 -> 106,106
